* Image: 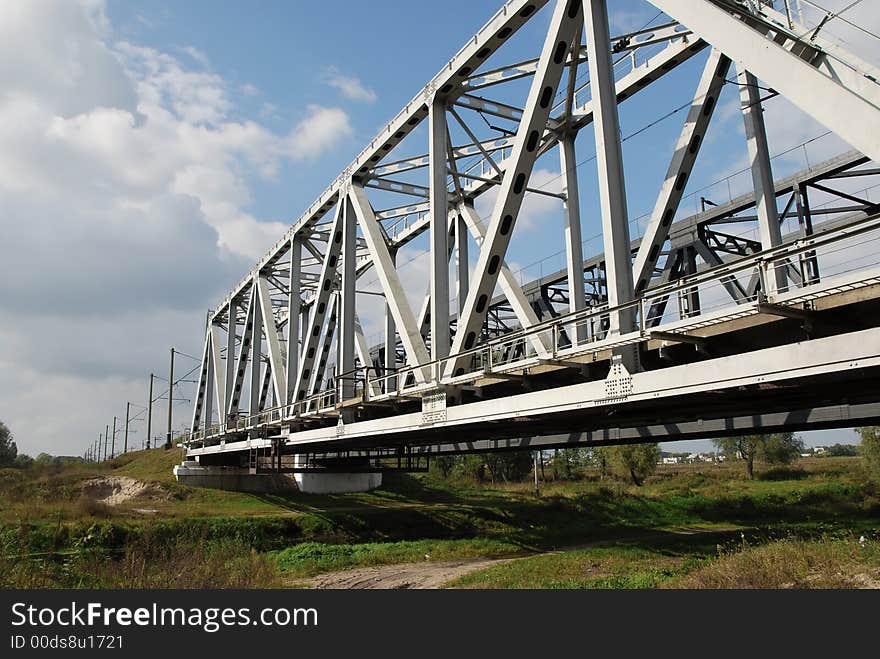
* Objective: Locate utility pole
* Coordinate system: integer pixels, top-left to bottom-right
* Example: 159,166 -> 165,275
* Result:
110,416 -> 117,459
123,402 -> 130,454
103,424 -> 109,461
147,373 -> 154,449
166,348 -> 175,449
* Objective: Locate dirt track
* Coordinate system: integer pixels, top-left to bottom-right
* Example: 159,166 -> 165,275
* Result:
295,557 -> 518,589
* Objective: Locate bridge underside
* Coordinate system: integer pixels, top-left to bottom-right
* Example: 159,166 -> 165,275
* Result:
182,0 -> 880,481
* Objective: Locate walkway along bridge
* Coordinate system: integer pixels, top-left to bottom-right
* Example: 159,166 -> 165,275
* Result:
177,0 -> 880,491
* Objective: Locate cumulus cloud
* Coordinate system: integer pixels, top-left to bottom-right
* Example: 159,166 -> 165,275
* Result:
0,0 -> 354,456
324,66 -> 377,103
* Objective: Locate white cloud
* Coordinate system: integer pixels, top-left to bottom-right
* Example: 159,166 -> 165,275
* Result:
0,0 -> 355,456
324,66 -> 377,103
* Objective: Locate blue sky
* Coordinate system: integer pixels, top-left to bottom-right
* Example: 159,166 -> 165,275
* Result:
0,0 -> 874,456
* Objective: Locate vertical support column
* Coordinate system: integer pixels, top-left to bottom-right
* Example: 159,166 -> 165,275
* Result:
339,194 -> 357,400
110,416 -> 117,460
385,248 -> 398,392
677,245 -> 701,319
224,303 -> 236,427
738,65 -> 785,295
286,235 -> 302,411
455,214 -> 469,320
249,299 -> 263,417
584,0 -> 638,369
429,98 -> 450,365
559,133 -> 586,345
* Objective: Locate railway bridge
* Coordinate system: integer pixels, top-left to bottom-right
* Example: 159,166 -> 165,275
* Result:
176,0 -> 880,492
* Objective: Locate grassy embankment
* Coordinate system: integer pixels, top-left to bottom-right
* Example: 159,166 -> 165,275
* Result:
0,449 -> 878,588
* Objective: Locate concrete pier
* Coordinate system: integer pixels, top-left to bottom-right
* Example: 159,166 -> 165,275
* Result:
173,459 -> 383,494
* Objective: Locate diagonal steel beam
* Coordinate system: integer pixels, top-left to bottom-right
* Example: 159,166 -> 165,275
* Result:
445,0 -> 581,377
292,202 -> 345,402
458,204 -> 548,356
227,283 -> 256,418
257,275 -> 287,407
633,48 -> 731,294
349,184 -> 431,381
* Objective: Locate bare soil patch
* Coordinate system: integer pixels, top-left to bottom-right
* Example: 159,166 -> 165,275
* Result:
294,557 -> 518,589
82,476 -> 170,506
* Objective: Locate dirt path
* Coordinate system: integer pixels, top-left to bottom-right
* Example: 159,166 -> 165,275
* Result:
290,526 -> 745,590
292,557 -> 519,589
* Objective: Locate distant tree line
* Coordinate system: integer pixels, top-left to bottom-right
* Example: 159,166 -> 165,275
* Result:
0,420 -> 85,470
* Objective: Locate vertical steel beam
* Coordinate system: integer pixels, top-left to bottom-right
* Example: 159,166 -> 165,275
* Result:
585,0 -> 638,369
385,249 -> 398,391
559,133 -> 586,344
446,0 -> 582,376
455,214 -> 469,319
738,65 -> 785,295
286,236 -> 302,410
203,340 -> 214,431
430,99 -> 451,361
633,49 -> 731,293
339,198 -> 357,399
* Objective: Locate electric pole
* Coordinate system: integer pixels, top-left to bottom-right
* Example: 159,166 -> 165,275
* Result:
103,424 -> 109,461
166,348 -> 175,449
123,402 -> 130,454
147,373 -> 154,449
110,416 -> 117,459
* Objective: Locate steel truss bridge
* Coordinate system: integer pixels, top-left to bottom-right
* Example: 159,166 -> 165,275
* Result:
182,0 -> 880,474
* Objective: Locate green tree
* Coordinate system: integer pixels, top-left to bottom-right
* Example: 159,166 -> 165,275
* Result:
0,421 -> 17,467
857,427 -> 880,481
714,433 -> 803,479
431,455 -> 456,479
607,443 -> 659,486
762,432 -> 804,465
13,454 -> 34,469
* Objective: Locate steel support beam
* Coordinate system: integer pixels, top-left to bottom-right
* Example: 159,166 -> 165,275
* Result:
738,65 -> 785,295
286,236 -> 302,410
339,198 -> 357,399
429,99 -> 451,361
633,49 -> 731,293
349,184 -> 431,381
559,132 -> 585,344
446,0 -> 582,377
585,0 -> 638,370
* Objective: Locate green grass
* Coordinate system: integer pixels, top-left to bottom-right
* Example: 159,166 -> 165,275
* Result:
1,452 -> 878,588
274,538 -> 522,578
